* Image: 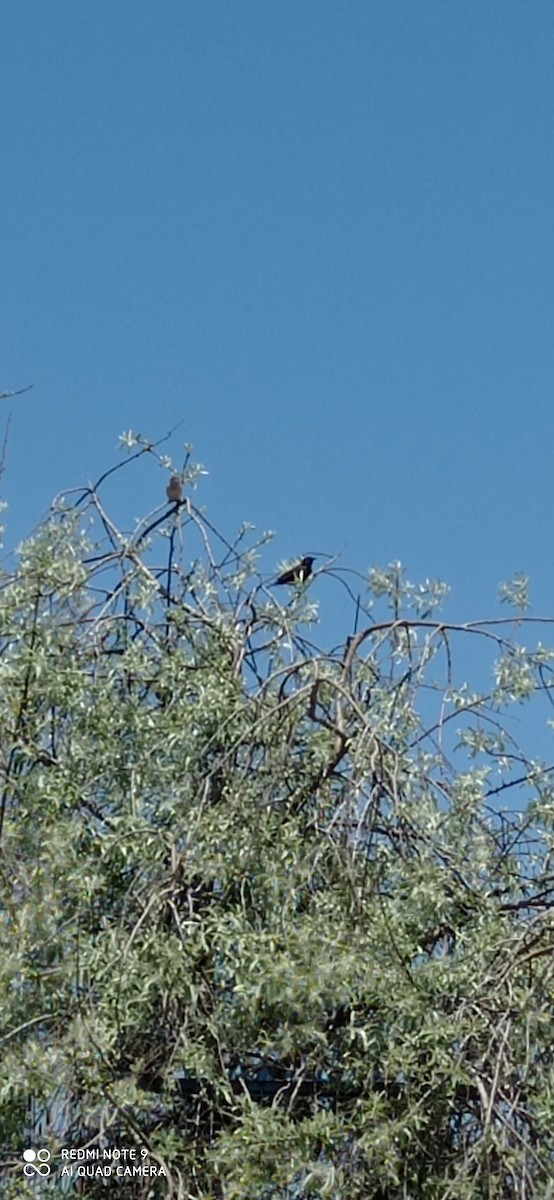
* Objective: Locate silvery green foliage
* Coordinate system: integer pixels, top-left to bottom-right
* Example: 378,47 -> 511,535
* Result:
2,447 -> 554,1198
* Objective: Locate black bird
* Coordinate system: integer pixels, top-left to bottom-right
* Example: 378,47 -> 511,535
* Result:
274,556 -> 315,586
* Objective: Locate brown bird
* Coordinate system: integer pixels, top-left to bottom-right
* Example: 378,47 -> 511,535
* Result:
274,556 -> 315,586
166,474 -> 183,503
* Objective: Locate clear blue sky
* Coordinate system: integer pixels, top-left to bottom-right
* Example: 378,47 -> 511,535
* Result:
3,1 -> 554,652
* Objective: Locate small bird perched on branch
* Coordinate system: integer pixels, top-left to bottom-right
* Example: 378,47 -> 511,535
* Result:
274,556 -> 315,586
166,474 -> 183,503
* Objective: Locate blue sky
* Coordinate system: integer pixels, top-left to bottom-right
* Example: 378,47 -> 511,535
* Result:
3,2 -> 554,686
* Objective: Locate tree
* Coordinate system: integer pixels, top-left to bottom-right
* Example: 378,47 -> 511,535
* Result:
1,437 -> 554,1198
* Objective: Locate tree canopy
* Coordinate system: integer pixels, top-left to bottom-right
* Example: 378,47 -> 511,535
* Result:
2,438 -> 554,1199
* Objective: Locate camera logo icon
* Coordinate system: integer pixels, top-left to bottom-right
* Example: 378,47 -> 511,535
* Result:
23,1148 -> 51,1177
